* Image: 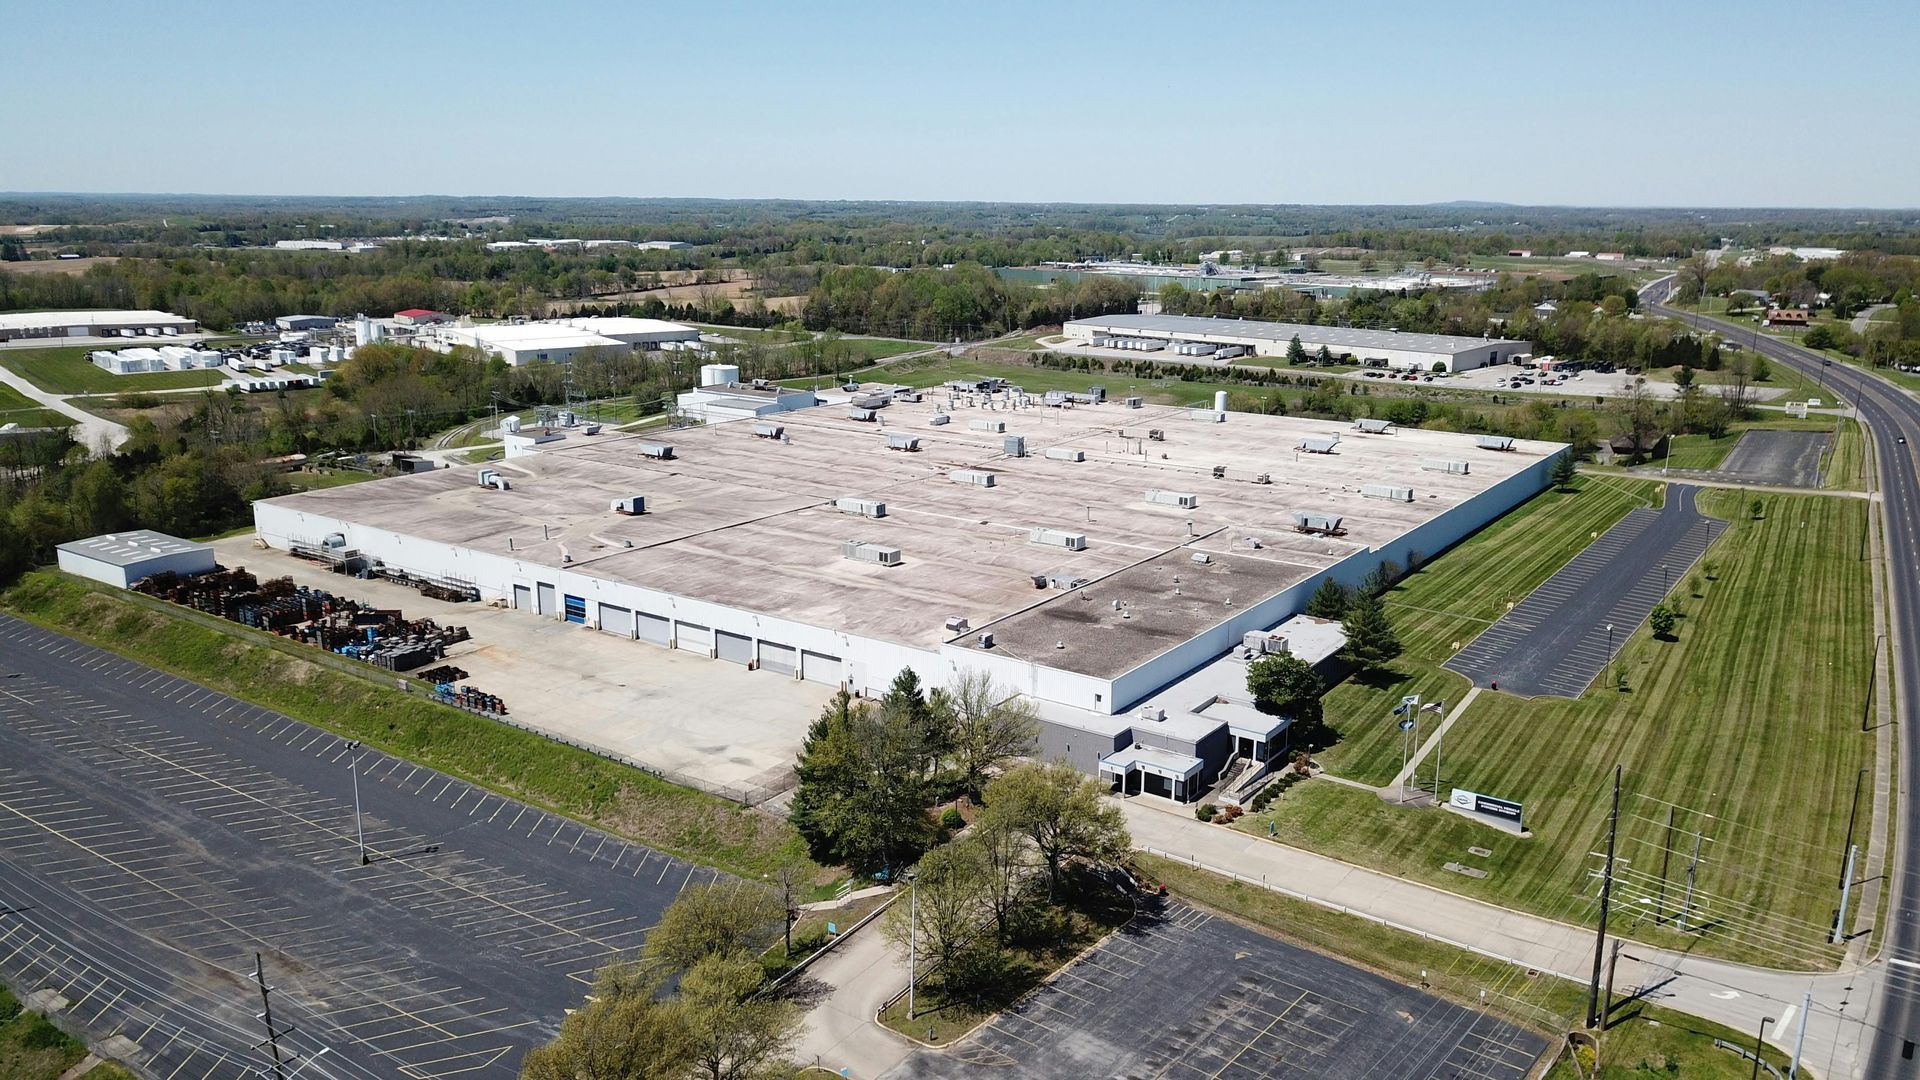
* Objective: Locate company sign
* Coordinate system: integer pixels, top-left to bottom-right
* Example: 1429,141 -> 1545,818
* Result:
1449,788 -> 1524,830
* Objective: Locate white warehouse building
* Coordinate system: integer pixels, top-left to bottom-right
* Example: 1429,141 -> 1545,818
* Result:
251,390 -> 1562,800
418,317 -> 701,366
1065,313 -> 1529,372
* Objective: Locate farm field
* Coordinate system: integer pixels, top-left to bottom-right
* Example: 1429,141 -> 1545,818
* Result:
1258,480 -> 1873,968
1,345 -> 226,393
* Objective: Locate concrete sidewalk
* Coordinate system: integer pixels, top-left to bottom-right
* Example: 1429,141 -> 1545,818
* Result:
791,912 -> 914,1079
0,364 -> 128,451
1120,797 -> 1879,1079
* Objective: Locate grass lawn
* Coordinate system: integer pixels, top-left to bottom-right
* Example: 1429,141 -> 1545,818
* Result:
836,336 -> 930,362
1134,855 -> 1796,1079
0,571 -> 820,883
0,986 -> 87,1080
0,379 -> 67,428
1265,482 -> 1872,969
691,323 -> 810,345
1826,417 -> 1868,490
281,468 -> 383,492
876,868 -> 1132,1045
1660,432 -> 1738,471
2,345 -> 227,393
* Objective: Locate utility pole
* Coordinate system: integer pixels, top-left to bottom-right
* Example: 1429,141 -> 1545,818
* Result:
346,740 -> 367,865
1832,843 -> 1858,945
254,952 -> 288,1080
1588,765 -> 1621,1029
1842,766 -> 1867,887
1679,830 -> 1702,932
1600,940 -> 1623,1031
1657,805 -> 1676,923
1791,989 -> 1810,1078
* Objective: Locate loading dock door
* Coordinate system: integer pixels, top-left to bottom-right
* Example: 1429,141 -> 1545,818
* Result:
801,650 -> 842,686
636,611 -> 670,645
599,604 -> 633,638
536,582 -> 557,616
512,584 -> 532,611
563,595 -> 588,624
675,622 -> 712,654
715,630 -> 753,665
757,641 -> 797,676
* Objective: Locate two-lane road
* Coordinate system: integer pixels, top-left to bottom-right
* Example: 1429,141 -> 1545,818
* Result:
1648,276 -> 1920,1075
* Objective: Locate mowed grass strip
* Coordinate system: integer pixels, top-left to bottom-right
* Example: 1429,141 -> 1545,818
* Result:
1251,484 -> 1870,968
2,345 -> 227,393
1319,476 -> 1653,785
1825,417 -> 1866,490
0,572 -> 815,881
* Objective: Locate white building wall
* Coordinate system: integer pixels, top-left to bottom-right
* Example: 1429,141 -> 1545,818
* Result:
1063,320 -> 1522,372
56,547 -> 216,589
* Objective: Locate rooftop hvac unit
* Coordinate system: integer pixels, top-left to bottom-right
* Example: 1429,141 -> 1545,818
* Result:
610,496 -> 647,515
477,468 -> 499,487
895,389 -> 924,403
1087,385 -> 1106,402
849,407 -> 878,422
636,441 -> 675,459
491,476 -> 511,491
1146,489 -> 1199,509
1124,396 -> 1143,409
1362,484 -> 1416,502
1298,435 -> 1341,454
944,616 -> 970,633
851,393 -> 890,409
1029,528 -> 1088,551
1476,435 -> 1516,451
1147,429 -> 1166,441
1354,418 -> 1394,433
1044,447 -> 1086,462
1190,552 -> 1213,565
886,434 -> 923,452
752,422 -> 785,439
841,540 -> 903,566
833,497 -> 888,518
1292,511 -> 1345,535
1044,574 -> 1090,591
1252,473 -> 1272,484
949,469 -> 997,488
501,415 -> 522,433
1043,390 -> 1068,407
1421,457 -> 1471,475
970,419 -> 1007,433
928,413 -> 951,427
1004,435 -> 1026,457
1212,465 -> 1227,479
1242,631 -> 1288,656
584,423 -> 602,435
977,632 -> 995,649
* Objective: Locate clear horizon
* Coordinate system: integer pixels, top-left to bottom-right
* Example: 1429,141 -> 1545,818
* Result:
4,0 -> 1916,207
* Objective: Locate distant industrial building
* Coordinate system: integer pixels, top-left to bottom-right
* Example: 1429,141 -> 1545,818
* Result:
277,314 -> 337,331
275,239 -> 344,251
1064,314 -> 1528,372
420,317 -> 701,367
676,364 -> 819,423
0,309 -> 198,343
254,390 -> 1561,801
393,309 -> 451,327
57,531 -> 215,589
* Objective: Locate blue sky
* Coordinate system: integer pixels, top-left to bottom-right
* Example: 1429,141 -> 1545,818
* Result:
3,0 -> 1916,206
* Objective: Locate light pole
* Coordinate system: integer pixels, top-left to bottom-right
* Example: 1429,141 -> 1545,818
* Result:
346,740 -> 367,865
1751,1015 -> 1775,1080
1605,623 -> 1617,688
1398,717 -> 1415,804
1660,565 -> 1669,596
904,869 -> 919,1020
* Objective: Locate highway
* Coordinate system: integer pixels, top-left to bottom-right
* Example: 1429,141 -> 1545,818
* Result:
1647,275 -> 1920,1075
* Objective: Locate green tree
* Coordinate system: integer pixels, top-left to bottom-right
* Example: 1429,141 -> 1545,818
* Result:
1316,344 -> 1334,364
1549,450 -> 1577,491
982,762 -> 1128,900
1673,364 -> 1695,389
884,838 -> 989,983
643,883 -> 784,976
1649,603 -> 1677,640
972,814 -> 1032,946
1339,590 -> 1402,667
881,668 -> 951,781
1245,652 -> 1324,731
1286,334 -> 1307,364
789,688 -> 937,871
675,952 -> 800,1080
944,669 -> 1039,798
1303,576 -> 1350,619
1750,498 -> 1765,520
519,961 -> 690,1080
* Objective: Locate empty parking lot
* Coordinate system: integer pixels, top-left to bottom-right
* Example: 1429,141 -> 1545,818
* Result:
1445,484 -> 1727,697
885,896 -> 1545,1080
1700,429 -> 1832,487
0,615 -> 712,1080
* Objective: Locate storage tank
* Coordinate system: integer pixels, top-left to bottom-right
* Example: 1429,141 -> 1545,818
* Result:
700,363 -> 741,386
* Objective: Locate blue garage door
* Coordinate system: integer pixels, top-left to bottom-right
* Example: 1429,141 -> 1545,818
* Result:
563,595 -> 587,624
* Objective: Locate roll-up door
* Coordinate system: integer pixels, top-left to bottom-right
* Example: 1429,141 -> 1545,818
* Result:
636,611 -> 670,645
801,650 -> 841,686
512,584 -> 532,611
675,622 -> 712,653
599,604 -> 633,638
563,595 -> 587,624
536,582 -> 557,616
715,630 -> 753,665
757,641 -> 797,675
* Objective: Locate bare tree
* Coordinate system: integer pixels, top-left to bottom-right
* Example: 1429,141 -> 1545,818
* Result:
1719,353 -> 1756,419
945,669 -> 1040,798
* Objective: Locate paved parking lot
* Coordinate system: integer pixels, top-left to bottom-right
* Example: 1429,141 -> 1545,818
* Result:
1445,485 -> 1727,697
885,896 -> 1544,1080
1706,429 -> 1831,487
0,615 -> 713,1080
211,536 -> 832,799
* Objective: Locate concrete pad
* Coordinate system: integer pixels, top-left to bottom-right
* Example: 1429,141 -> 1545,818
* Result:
210,536 -> 832,798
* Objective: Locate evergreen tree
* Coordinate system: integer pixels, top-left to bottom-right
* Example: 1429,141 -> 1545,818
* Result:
1303,576 -> 1350,619
1550,451 -> 1577,490
1339,590 -> 1402,668
790,687 -> 936,871
1286,334 -> 1308,364
1316,344 -> 1334,364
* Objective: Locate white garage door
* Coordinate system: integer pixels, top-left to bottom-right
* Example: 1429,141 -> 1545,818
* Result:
715,630 -> 753,665
801,650 -> 842,686
675,622 -> 712,653
512,584 -> 532,611
599,604 -> 633,638
636,611 -> 670,645
536,583 -> 557,616
757,641 -> 797,676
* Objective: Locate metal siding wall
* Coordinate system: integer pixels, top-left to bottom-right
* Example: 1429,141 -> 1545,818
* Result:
1036,719 -> 1128,777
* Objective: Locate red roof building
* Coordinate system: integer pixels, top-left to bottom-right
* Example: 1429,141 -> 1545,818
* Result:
393,309 -> 451,326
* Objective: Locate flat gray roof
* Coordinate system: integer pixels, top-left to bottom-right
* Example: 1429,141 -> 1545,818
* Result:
1069,313 -> 1527,356
57,530 -> 208,566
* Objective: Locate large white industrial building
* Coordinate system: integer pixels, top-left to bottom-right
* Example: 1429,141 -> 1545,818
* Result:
0,309 -> 199,343
252,386 -> 1561,800
418,317 -> 702,366
1064,313 -> 1529,372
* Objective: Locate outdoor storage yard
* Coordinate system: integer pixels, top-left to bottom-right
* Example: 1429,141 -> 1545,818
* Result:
885,895 -> 1544,1079
1244,477 -> 1876,969
208,535 -> 833,800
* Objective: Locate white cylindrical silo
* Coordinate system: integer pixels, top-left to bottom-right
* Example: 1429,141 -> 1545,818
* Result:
1214,390 -> 1228,412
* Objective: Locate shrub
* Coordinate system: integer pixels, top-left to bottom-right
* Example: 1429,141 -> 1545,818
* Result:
1195,803 -> 1217,821
21,1014 -> 80,1051
940,806 -> 965,831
